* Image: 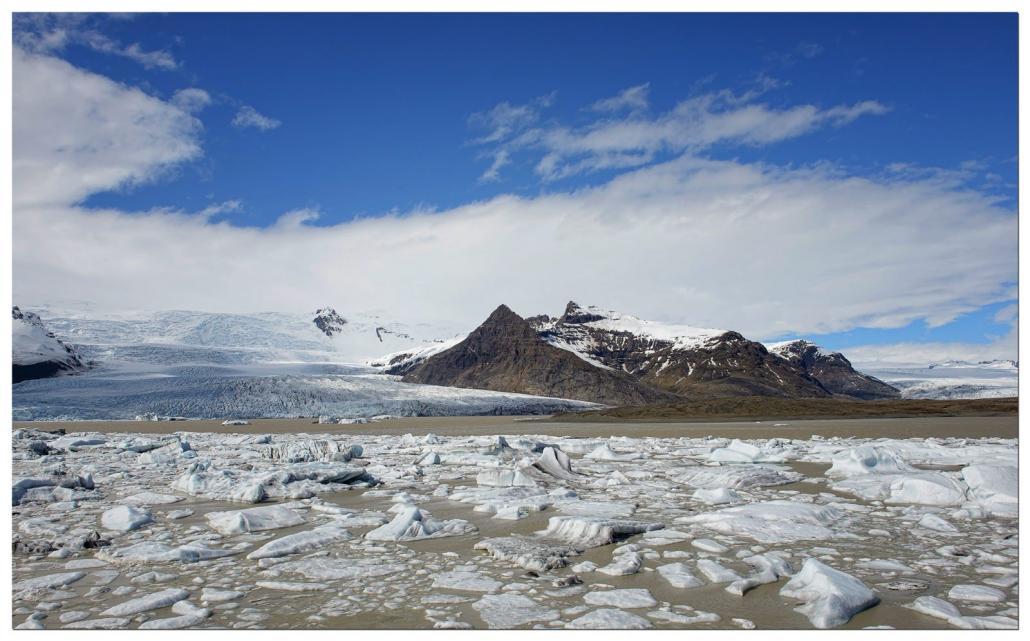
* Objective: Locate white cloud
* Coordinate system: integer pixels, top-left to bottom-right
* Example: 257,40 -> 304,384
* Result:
232,105 -> 282,131
171,88 -> 212,114
590,83 -> 650,113
15,13 -> 179,70
473,83 -> 888,181
11,52 -> 1016,361
12,48 -> 202,208
846,335 -> 1017,368
468,93 -> 555,144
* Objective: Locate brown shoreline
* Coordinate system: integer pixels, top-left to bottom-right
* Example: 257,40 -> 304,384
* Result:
12,414 -> 1018,440
552,396 -> 1018,422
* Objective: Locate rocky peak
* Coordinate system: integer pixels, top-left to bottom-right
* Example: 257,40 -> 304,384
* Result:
313,307 -> 347,337
558,301 -> 607,325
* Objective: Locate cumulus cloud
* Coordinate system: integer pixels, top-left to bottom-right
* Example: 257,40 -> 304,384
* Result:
472,82 -> 889,180
12,51 -> 1017,363
12,48 -> 203,208
232,105 -> 282,131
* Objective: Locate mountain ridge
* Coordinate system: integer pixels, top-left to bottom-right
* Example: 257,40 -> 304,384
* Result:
402,301 -> 901,405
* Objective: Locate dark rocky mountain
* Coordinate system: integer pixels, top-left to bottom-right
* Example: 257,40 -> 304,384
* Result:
312,307 -> 347,337
12,306 -> 88,384
401,305 -> 676,406
767,340 -> 901,400
402,301 -> 900,405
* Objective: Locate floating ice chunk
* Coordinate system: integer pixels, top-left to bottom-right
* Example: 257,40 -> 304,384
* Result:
201,587 -> 245,603
657,562 -> 704,588
779,558 -> 879,629
692,487 -> 742,505
472,593 -> 560,629
62,618 -> 130,629
121,491 -> 183,506
255,581 -> 329,591
855,559 -> 914,574
583,588 -> 657,608
476,468 -> 538,488
585,444 -> 643,461
138,611 -> 208,630
540,516 -> 663,548
101,505 -> 154,532
554,500 -> 637,519
726,553 -> 793,595
647,609 -> 721,625
278,557 -> 407,581
416,451 -> 441,465
691,538 -> 728,553
65,559 -> 109,569
566,608 -> 653,629
571,561 -> 598,573
696,559 -> 741,583
432,570 -> 503,592
961,465 -> 1017,517
907,595 -> 962,620
642,529 -> 690,545
832,472 -> 968,506
683,501 -> 843,544
101,588 -> 190,616
222,419 -> 250,426
532,446 -> 579,481
246,524 -> 352,559
13,571 -> 86,591
205,504 -> 306,535
474,536 -> 581,571
708,439 -> 781,463
917,514 -> 958,533
597,549 -> 643,576
948,584 -> 1006,602
365,506 -> 476,541
263,439 -> 360,463
675,465 -> 802,489
827,445 -> 915,477
98,541 -> 237,564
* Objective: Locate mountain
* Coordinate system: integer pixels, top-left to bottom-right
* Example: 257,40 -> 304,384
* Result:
401,305 -> 676,406
766,340 -> 900,400
312,307 -> 347,337
12,306 -> 88,383
402,302 -> 900,405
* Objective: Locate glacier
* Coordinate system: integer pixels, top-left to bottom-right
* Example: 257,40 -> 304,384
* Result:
12,305 -> 595,420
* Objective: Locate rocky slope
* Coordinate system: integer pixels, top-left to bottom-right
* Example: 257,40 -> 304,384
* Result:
402,302 -> 900,405
12,306 -> 88,383
401,305 -> 676,406
766,340 -> 900,400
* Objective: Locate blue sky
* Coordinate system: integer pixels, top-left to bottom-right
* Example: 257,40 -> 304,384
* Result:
12,12 -> 1018,363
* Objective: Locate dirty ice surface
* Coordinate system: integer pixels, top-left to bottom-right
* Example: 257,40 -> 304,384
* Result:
11,429 -> 1018,630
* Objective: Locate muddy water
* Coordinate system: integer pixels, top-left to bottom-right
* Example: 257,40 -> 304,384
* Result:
14,414 -> 1017,439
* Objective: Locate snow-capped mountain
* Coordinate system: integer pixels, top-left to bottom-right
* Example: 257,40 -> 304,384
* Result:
402,305 -> 676,406
400,302 -> 901,404
12,306 -> 88,383
861,360 -> 1019,400
766,339 -> 900,400
312,307 -> 347,337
